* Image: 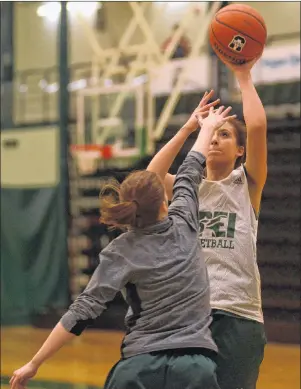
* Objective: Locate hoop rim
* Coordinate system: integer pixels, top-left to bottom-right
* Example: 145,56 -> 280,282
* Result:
70,144 -> 103,153
70,144 -> 113,159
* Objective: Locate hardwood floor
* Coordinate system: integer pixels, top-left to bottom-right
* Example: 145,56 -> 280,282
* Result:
1,327 -> 300,389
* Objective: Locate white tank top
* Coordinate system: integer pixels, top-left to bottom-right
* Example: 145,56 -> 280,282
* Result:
198,165 -> 264,323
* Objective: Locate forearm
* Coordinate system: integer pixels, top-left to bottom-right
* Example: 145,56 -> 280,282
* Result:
191,124 -> 215,158
147,125 -> 192,180
31,322 -> 75,368
237,73 -> 267,131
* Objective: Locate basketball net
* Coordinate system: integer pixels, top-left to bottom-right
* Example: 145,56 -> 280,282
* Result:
70,145 -> 113,175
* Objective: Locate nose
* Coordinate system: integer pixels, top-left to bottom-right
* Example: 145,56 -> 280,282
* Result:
211,134 -> 219,145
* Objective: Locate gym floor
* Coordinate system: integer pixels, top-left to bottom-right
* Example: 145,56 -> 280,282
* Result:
1,327 -> 300,389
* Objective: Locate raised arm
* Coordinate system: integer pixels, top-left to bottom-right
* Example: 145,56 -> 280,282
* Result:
10,243 -> 130,388
224,57 -> 267,214
169,106 -> 237,228
164,104 -> 238,200
147,90 -> 220,182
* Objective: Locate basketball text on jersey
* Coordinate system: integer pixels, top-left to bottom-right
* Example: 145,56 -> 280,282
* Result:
199,211 -> 237,249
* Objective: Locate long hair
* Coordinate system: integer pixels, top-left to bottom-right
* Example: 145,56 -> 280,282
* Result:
230,118 -> 247,169
100,170 -> 165,230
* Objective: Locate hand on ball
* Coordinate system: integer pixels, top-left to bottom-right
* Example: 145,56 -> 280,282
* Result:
220,54 -> 262,74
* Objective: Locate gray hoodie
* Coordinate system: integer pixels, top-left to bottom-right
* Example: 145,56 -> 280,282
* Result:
60,151 -> 217,358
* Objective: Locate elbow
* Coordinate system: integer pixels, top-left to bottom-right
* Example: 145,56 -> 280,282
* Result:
146,163 -> 162,175
146,166 -> 158,174
147,167 -> 165,181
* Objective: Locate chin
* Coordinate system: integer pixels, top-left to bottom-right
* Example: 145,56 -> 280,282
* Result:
207,153 -> 222,161
207,155 -> 226,166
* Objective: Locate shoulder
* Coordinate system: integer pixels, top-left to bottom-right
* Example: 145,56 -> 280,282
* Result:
232,165 -> 247,184
99,233 -> 138,271
101,232 -> 133,256
235,165 -> 259,220
200,166 -> 245,190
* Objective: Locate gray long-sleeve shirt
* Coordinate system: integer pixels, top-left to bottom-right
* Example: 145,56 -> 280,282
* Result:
61,151 -> 217,357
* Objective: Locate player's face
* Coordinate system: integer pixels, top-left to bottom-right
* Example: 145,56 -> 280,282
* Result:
207,122 -> 244,167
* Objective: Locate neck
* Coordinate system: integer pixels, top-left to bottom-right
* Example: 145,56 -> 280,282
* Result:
158,211 -> 168,221
206,163 -> 235,181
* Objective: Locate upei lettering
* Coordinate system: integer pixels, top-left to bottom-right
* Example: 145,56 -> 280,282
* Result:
199,211 -> 237,249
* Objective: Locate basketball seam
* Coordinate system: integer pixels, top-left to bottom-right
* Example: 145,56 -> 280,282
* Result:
210,26 -> 255,60
214,18 -> 264,46
216,9 -> 267,32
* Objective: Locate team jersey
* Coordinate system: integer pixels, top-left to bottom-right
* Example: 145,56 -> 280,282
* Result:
198,165 -> 264,323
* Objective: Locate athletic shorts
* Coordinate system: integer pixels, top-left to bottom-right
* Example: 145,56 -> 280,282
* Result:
104,348 -> 220,389
210,310 -> 267,389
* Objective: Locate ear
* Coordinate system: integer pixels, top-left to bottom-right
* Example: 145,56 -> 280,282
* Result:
160,199 -> 168,215
236,145 -> 244,158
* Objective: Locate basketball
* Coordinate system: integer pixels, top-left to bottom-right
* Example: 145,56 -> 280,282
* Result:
209,4 -> 267,65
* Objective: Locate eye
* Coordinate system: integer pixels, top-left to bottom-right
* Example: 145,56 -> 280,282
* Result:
220,131 -> 229,137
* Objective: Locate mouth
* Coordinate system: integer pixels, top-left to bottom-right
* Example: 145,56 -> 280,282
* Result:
208,149 -> 222,154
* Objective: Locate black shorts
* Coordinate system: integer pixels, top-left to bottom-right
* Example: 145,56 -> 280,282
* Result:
104,348 -> 220,389
210,310 -> 267,389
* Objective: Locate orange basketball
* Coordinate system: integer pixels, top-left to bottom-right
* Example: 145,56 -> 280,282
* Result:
209,4 -> 267,65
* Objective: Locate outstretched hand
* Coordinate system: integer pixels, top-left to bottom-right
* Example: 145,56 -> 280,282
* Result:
196,105 -> 237,130
220,54 -> 262,75
10,361 -> 38,389
184,90 -> 220,133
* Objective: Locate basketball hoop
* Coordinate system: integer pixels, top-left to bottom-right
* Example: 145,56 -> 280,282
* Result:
70,144 -> 113,175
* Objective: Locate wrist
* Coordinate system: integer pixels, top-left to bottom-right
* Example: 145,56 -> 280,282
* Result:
30,357 -> 42,369
180,124 -> 195,136
201,123 -> 216,133
236,71 -> 252,84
